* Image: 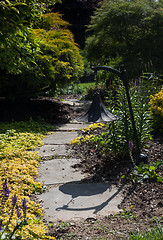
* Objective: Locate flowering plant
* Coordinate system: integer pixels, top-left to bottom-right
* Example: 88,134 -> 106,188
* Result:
0,180 -> 28,240
128,140 -> 135,166
149,88 -> 163,132
82,123 -> 105,132
70,135 -> 94,145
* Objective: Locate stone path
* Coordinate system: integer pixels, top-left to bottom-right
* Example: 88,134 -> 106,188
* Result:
36,99 -> 123,221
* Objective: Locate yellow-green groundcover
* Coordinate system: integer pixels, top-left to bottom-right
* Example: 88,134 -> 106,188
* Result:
70,123 -> 105,145
149,87 -> 163,132
0,121 -> 55,240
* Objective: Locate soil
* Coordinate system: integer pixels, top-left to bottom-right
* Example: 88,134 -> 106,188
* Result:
1,96 -> 162,239
0,95 -> 81,123
50,129 -> 162,240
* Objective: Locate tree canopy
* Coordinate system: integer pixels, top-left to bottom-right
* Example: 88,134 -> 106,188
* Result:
53,0 -> 102,48
85,0 -> 163,78
0,0 -> 84,99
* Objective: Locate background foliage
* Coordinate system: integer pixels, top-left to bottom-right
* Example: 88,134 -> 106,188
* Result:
53,0 -> 102,48
0,0 -> 84,100
85,0 -> 163,78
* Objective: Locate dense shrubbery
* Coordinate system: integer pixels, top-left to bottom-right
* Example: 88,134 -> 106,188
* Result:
95,73 -> 161,157
31,13 -> 84,90
149,88 -> 163,133
0,0 -> 57,75
85,0 -> 163,79
0,1 -> 84,100
53,0 -> 102,48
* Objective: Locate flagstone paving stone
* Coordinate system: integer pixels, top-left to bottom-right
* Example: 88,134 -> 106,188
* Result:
53,123 -> 90,131
36,99 -> 123,221
38,158 -> 86,185
37,183 -> 123,221
43,131 -> 78,145
36,145 -> 71,157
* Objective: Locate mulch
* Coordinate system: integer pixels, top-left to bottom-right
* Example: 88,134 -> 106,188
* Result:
70,128 -> 163,218
50,126 -> 163,239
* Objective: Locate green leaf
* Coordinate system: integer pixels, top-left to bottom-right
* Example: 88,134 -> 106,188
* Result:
11,7 -> 20,14
121,175 -> 126,179
14,2 -> 28,6
156,176 -> 163,182
155,160 -> 163,168
5,0 -> 11,5
149,166 -> 156,171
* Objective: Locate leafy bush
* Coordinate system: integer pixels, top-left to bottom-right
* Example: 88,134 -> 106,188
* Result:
104,73 -> 161,155
73,73 -> 161,161
32,13 -> 84,88
149,88 -> 163,133
70,135 -> 94,145
82,123 -> 105,132
130,161 -> 163,184
70,123 -> 105,144
0,0 -> 58,97
0,3 -> 84,100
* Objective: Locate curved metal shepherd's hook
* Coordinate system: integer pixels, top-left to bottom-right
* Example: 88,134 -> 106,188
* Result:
91,65 -> 147,163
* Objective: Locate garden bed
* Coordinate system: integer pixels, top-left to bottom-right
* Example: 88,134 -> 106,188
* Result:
0,96 -> 162,239
28,96 -> 162,239
50,127 -> 163,239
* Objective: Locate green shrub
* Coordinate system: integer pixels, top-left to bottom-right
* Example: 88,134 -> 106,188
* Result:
83,73 -> 161,160
130,161 -> 163,183
0,11 -> 84,100
85,0 -> 163,78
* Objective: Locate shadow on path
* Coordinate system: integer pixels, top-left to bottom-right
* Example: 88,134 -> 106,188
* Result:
56,182 -> 123,214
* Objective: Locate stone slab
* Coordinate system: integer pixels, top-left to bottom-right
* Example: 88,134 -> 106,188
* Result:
53,123 -> 91,131
62,99 -> 85,106
36,145 -> 71,157
37,183 -> 123,221
43,132 -> 78,145
62,99 -> 91,112
37,159 -> 86,185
